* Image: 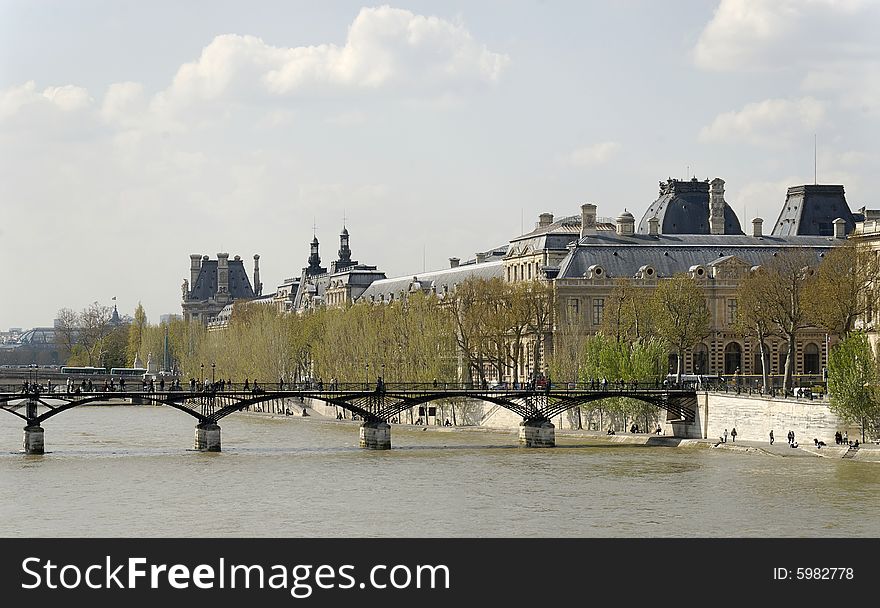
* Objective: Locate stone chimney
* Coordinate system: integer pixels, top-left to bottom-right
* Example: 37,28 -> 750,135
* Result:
253,254 -> 262,296
648,216 -> 660,236
449,257 -> 460,268
616,210 -> 635,235
538,213 -> 554,228
189,254 -> 202,289
581,203 -> 597,238
833,218 -> 846,239
709,177 -> 726,235
752,218 -> 763,238
217,252 -> 229,294
475,252 -> 488,264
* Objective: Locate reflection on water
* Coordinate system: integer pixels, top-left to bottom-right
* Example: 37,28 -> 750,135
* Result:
1,406 -> 879,538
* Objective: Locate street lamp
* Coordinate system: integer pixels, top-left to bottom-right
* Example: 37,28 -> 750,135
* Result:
211,363 -> 215,385
381,363 -> 386,386
200,363 -> 204,388
365,362 -> 369,389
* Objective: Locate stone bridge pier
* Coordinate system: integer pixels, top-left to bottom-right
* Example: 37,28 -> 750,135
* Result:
519,419 -> 555,448
23,425 -> 44,454
194,422 -> 221,452
360,420 -> 392,450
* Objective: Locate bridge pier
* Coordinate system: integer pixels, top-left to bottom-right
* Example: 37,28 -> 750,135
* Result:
194,423 -> 221,452
359,421 -> 391,450
23,425 -> 44,455
519,419 -> 555,448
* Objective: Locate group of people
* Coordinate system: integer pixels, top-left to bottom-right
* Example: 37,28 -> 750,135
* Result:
721,427 -> 738,443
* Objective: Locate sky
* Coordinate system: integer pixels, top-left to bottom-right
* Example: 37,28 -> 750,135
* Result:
1,0 -> 878,330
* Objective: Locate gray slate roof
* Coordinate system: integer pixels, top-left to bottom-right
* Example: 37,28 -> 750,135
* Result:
557,232 -> 837,279
359,260 -> 504,302
637,179 -> 743,235
772,185 -> 855,236
190,260 -> 256,300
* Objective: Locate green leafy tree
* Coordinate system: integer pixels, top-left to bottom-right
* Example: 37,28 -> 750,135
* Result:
127,302 -> 147,366
651,275 -> 710,382
806,242 -> 880,337
828,332 -> 880,443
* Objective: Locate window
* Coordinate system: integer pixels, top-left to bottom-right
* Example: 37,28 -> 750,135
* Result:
567,298 -> 579,320
727,299 -> 738,325
528,264 -> 532,280
804,343 -> 820,375
592,298 -> 605,326
724,342 -> 742,375
693,344 -> 709,374
753,344 -> 769,375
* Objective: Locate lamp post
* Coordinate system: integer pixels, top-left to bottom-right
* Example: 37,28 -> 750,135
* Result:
211,363 -> 215,385
200,363 -> 204,388
381,363 -> 386,388
365,362 -> 369,390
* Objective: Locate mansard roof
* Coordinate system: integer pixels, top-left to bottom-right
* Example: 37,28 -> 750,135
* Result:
359,260 -> 504,302
557,232 -> 835,279
772,184 -> 855,236
189,259 -> 256,300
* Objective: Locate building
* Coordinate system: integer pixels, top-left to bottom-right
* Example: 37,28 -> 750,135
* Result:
181,253 -> 262,324
501,179 -> 861,385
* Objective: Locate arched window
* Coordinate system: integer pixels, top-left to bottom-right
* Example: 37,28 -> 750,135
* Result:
692,344 -> 709,374
724,342 -> 742,375
804,343 -> 820,375
668,353 -> 679,374
778,343 -> 788,374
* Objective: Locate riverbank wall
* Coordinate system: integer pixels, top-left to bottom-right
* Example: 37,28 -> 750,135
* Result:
297,393 -> 869,448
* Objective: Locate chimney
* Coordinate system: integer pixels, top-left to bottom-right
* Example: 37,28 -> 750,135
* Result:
752,218 -> 763,238
190,254 -> 202,288
648,216 -> 660,236
217,252 -> 229,294
833,218 -> 846,239
475,252 -> 488,264
449,257 -> 460,268
709,177 -> 726,235
253,254 -> 262,296
581,203 -> 597,238
538,213 -> 554,228
615,210 -> 635,235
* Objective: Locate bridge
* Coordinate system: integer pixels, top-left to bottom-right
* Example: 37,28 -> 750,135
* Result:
0,382 -> 698,453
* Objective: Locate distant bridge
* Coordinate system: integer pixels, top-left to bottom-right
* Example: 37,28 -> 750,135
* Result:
0,382 -> 698,453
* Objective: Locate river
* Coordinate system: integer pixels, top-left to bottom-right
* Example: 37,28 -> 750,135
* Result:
2,405 -> 879,537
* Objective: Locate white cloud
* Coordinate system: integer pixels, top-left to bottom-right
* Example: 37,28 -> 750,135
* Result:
0,80 -> 93,122
699,97 -> 824,146
568,141 -> 621,167
694,0 -> 875,71
155,6 -> 508,113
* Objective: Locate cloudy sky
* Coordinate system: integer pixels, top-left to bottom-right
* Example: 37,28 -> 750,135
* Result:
1,0 -> 878,329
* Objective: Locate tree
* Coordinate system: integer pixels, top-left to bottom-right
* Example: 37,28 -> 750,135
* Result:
735,269 -> 776,391
600,279 -> 656,342
651,274 -> 710,382
756,249 -> 817,394
127,302 -> 147,366
827,332 -> 880,443
806,242 -> 880,337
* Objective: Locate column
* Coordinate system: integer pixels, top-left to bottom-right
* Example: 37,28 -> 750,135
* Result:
519,419 -> 555,448
359,421 -> 392,450
194,423 -> 221,452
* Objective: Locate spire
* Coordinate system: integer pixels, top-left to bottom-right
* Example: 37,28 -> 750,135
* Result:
306,236 -> 326,276
337,225 -> 352,269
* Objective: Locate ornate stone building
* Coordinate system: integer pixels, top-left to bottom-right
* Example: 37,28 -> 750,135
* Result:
502,178 -> 861,386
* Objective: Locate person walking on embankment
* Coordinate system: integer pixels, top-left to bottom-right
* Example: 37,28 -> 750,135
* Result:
769,430 -> 774,445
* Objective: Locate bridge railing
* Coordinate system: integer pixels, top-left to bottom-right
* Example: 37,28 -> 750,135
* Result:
1,379 -> 694,396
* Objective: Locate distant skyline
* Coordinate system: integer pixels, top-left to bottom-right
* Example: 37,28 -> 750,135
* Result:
1,0 -> 878,328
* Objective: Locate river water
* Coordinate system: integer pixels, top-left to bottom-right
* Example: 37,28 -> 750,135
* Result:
1,405 -> 879,537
